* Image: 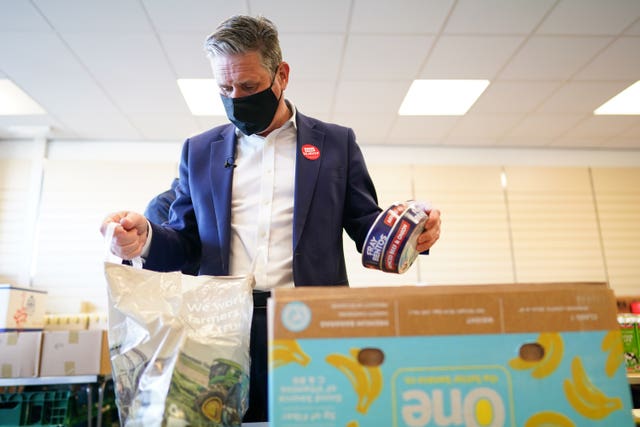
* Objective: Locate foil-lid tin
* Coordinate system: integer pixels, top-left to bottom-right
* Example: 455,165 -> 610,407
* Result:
362,201 -> 428,274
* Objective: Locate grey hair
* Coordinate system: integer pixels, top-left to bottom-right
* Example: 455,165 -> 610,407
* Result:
204,15 -> 282,75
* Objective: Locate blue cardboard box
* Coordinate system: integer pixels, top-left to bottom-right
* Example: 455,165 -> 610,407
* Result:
268,283 -> 634,427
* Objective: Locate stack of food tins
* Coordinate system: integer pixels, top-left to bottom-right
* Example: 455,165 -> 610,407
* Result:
362,201 -> 428,274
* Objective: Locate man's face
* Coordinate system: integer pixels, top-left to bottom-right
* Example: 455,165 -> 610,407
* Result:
211,51 -> 275,99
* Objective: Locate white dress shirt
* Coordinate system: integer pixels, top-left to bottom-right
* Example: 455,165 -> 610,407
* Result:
229,104 -> 297,290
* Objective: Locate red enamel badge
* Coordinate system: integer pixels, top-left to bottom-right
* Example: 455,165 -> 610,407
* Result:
301,144 -> 320,160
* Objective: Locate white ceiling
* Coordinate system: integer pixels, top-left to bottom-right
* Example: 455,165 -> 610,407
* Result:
1,0 -> 639,149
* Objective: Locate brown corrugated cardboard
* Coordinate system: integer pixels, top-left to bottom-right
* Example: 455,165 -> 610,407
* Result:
269,283 -> 635,427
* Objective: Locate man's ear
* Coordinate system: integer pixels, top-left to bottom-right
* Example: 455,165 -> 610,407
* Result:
278,61 -> 290,91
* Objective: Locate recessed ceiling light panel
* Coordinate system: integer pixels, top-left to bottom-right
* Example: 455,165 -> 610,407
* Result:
594,80 -> 640,115
0,79 -> 46,115
399,79 -> 490,116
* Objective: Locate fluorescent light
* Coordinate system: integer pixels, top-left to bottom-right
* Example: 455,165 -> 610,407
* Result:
398,79 -> 490,116
594,81 -> 640,115
0,79 -> 46,115
177,79 -> 226,116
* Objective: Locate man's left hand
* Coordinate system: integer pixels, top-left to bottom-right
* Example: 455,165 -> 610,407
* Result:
416,208 -> 441,253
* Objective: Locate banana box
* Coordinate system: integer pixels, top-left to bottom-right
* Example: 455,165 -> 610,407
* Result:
268,283 -> 634,427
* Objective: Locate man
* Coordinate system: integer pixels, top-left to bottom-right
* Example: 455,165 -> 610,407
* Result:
101,15 -> 441,422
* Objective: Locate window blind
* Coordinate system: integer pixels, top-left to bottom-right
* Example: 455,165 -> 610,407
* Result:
504,166 -> 606,284
591,167 -> 640,296
413,165 -> 514,285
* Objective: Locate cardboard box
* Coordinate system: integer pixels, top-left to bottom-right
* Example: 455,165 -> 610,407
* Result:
0,284 -> 47,331
268,283 -> 635,426
39,330 -> 111,376
0,331 -> 42,378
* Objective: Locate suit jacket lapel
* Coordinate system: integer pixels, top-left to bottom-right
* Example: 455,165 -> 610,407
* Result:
209,126 -> 236,273
293,113 -> 325,250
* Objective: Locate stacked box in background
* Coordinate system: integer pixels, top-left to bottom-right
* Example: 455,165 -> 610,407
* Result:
0,332 -> 42,378
39,330 -> 110,377
0,285 -> 47,378
0,285 -> 47,331
269,283 -> 635,427
40,313 -> 111,376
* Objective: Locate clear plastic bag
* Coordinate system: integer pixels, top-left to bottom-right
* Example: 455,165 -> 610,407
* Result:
104,262 -> 254,427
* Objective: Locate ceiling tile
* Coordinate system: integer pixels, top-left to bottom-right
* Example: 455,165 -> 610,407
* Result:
448,113 -> 524,138
499,136 -> 555,147
389,116 -> 459,140
60,111 -> 142,140
561,115 -> 640,139
445,0 -> 556,34
286,81 -> 335,115
499,36 -> 612,80
505,113 -> 585,138
1,1 -> 638,148
350,0 -> 453,34
341,35 -> 434,80
625,20 -> 640,35
33,0 -> 152,33
331,112 -> 395,145
63,33 -> 175,82
537,0 -> 640,35
129,113 -> 200,141
444,136 -> 502,147
142,0 -> 246,33
470,81 -> 561,113
536,81 -> 633,113
249,0 -> 350,33
546,136 -> 604,148
280,34 -> 344,81
421,35 -> 524,79
101,78 -> 192,114
160,33 -> 213,78
574,37 -> 640,80
0,33 -> 122,115
0,1 -> 51,31
333,81 -> 409,114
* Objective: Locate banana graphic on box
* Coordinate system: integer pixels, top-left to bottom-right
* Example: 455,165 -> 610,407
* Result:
270,339 -> 311,368
563,356 -> 623,420
508,332 -> 564,379
524,410 -> 576,427
601,329 -> 624,377
325,348 -> 383,414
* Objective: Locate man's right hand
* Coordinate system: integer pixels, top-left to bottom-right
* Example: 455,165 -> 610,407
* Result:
100,211 -> 148,260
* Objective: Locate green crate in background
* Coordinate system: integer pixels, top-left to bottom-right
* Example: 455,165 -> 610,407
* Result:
0,390 -> 71,426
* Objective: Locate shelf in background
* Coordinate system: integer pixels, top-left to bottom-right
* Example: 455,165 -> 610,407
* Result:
0,375 -> 100,387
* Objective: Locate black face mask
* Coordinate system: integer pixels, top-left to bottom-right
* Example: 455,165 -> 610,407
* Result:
220,76 -> 282,136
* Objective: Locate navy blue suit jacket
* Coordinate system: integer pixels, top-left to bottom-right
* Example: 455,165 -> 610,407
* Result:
144,111 -> 382,287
